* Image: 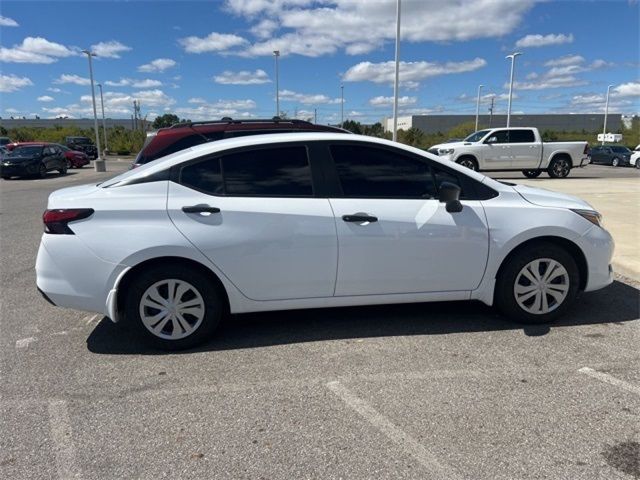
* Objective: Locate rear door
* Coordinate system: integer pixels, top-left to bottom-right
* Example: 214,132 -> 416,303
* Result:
509,129 -> 540,168
167,143 -> 338,301
480,130 -> 511,169
325,142 -> 489,296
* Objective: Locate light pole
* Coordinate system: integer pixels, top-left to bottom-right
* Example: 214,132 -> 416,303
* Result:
81,49 -> 104,172
340,84 -> 344,127
602,84 -> 613,145
97,83 -> 108,154
273,50 -> 280,117
505,52 -> 522,128
475,84 -> 484,132
392,0 -> 401,142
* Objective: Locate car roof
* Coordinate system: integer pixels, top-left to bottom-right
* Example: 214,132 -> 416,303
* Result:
13,142 -> 49,146
104,132 -> 504,190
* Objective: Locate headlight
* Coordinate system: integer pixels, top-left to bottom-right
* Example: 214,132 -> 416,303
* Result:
438,148 -> 455,155
571,209 -> 603,227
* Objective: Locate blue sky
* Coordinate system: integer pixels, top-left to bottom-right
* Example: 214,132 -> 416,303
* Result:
1,0 -> 638,124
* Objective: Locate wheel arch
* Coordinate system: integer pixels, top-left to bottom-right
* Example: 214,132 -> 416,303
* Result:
549,152 -> 573,167
455,154 -> 479,168
494,236 -> 588,292
115,256 -> 231,320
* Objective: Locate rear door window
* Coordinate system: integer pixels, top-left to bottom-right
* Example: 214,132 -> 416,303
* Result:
509,129 -> 535,143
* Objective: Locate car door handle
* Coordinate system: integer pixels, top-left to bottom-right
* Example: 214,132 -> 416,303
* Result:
182,205 -> 221,214
342,214 -> 378,223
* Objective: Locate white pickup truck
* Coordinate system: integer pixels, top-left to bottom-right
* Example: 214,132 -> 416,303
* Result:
428,127 -> 590,178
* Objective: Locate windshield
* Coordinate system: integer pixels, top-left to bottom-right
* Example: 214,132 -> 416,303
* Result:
610,146 -> 631,153
464,130 -> 491,142
70,137 -> 91,144
9,146 -> 43,156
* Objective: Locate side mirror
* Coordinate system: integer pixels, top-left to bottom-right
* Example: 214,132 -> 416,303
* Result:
486,136 -> 497,144
439,181 -> 463,213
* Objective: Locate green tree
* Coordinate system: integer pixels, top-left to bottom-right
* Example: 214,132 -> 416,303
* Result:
363,122 -> 385,138
342,119 -> 362,134
446,121 -> 477,141
152,113 -> 181,129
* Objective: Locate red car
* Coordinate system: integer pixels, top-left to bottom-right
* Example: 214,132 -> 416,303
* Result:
57,144 -> 90,168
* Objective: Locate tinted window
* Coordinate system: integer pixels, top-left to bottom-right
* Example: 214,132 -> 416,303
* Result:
330,144 -> 437,199
487,130 -> 510,144
180,157 -> 223,195
222,146 -> 313,196
509,129 -> 535,143
153,134 -> 209,160
432,167 -> 466,199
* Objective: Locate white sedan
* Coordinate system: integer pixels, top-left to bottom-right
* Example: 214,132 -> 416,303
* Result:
36,133 -> 614,350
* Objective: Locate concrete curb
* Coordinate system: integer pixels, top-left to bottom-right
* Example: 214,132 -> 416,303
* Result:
612,261 -> 640,284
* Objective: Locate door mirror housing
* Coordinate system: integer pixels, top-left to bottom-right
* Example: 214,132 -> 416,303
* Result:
439,181 -> 463,213
486,136 -> 498,144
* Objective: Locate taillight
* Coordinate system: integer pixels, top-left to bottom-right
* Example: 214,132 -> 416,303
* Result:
43,209 -> 94,234
584,144 -> 590,155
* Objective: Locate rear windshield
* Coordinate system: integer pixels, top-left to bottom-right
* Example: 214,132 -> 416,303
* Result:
68,137 -> 91,144
136,131 -> 224,164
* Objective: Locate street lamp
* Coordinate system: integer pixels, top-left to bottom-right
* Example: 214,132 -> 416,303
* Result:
97,83 -> 108,155
273,50 -> 280,117
81,49 -> 104,172
475,84 -> 484,132
505,52 -> 522,128
392,0 -> 401,142
340,84 -> 344,127
602,84 -> 614,145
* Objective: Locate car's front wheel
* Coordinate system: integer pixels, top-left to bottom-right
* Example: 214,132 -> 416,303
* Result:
456,157 -> 478,171
59,164 -> 68,175
125,264 -> 223,350
635,160 -> 640,169
495,242 -> 579,324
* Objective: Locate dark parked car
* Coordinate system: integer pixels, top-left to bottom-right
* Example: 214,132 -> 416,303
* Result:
589,145 -> 632,167
131,117 -> 349,168
1,143 -> 67,179
0,137 -> 12,147
0,146 -> 8,159
65,136 -> 97,159
58,144 -> 90,168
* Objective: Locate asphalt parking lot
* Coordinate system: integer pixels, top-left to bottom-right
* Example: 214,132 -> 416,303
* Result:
1,162 -> 639,480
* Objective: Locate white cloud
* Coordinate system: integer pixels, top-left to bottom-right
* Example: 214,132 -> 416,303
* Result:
80,89 -> 176,109
174,98 -> 257,120
613,81 -> 640,97
343,58 -> 487,87
213,69 -> 271,85
279,89 -> 341,104
0,74 -> 34,92
105,78 -> 163,88
188,97 -> 207,104
138,58 -> 177,72
37,95 -> 55,102
225,0 -> 535,57
0,15 -> 19,27
47,87 -> 62,93
515,33 -> 574,48
179,32 -> 248,53
91,40 -> 131,59
544,55 -> 585,67
510,76 -> 587,90
55,74 -> 90,86
369,96 -> 417,107
0,36 -> 76,64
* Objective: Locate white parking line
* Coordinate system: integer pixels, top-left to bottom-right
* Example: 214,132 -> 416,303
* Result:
326,380 -> 461,480
48,400 -> 81,480
15,337 -> 36,349
578,367 -> 640,396
85,314 -> 100,325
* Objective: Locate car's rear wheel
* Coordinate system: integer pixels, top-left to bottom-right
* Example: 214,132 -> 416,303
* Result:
59,164 -> 68,175
611,157 -> 620,167
495,242 -> 579,324
456,156 -> 478,171
125,265 -> 223,350
39,163 -> 47,178
635,160 -> 640,169
547,157 -> 571,178
522,170 -> 542,178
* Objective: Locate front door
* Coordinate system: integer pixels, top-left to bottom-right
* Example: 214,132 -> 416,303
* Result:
509,129 -> 541,169
480,129 -> 511,169
167,145 -> 338,301
326,143 -> 489,296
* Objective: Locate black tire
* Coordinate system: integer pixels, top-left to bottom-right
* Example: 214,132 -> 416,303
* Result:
611,157 -> 620,167
635,160 -> 640,169
124,264 -> 223,350
456,156 -> 478,171
522,170 -> 542,178
38,163 -> 47,178
547,156 -> 571,178
495,242 -> 580,324
59,164 -> 68,175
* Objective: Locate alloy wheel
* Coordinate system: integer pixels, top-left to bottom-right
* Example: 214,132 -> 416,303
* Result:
611,158 -> 619,167
513,258 -> 570,315
139,279 -> 206,340
552,159 -> 570,177
458,159 -> 477,171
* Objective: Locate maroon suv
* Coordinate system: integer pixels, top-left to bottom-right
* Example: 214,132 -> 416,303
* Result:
132,117 -> 349,168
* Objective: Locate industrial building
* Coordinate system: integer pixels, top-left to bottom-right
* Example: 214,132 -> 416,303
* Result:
0,118 -> 140,131
384,114 -> 623,135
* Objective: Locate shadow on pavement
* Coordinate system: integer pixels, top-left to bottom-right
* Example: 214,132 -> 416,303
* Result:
87,280 -> 639,355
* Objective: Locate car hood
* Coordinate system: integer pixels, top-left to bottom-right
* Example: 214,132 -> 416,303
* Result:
511,184 -> 594,210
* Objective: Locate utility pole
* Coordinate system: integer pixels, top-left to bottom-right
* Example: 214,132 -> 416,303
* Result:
488,96 -> 495,127
505,52 -> 522,128
273,50 -> 280,117
81,49 -> 104,172
314,108 -> 317,124
392,0 -> 401,142
132,101 -> 137,130
97,83 -> 108,154
602,84 -> 613,145
475,84 -> 483,132
340,84 -> 344,127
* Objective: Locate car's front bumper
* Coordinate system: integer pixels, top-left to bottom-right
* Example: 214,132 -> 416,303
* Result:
577,224 -> 614,292
0,162 -> 38,177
